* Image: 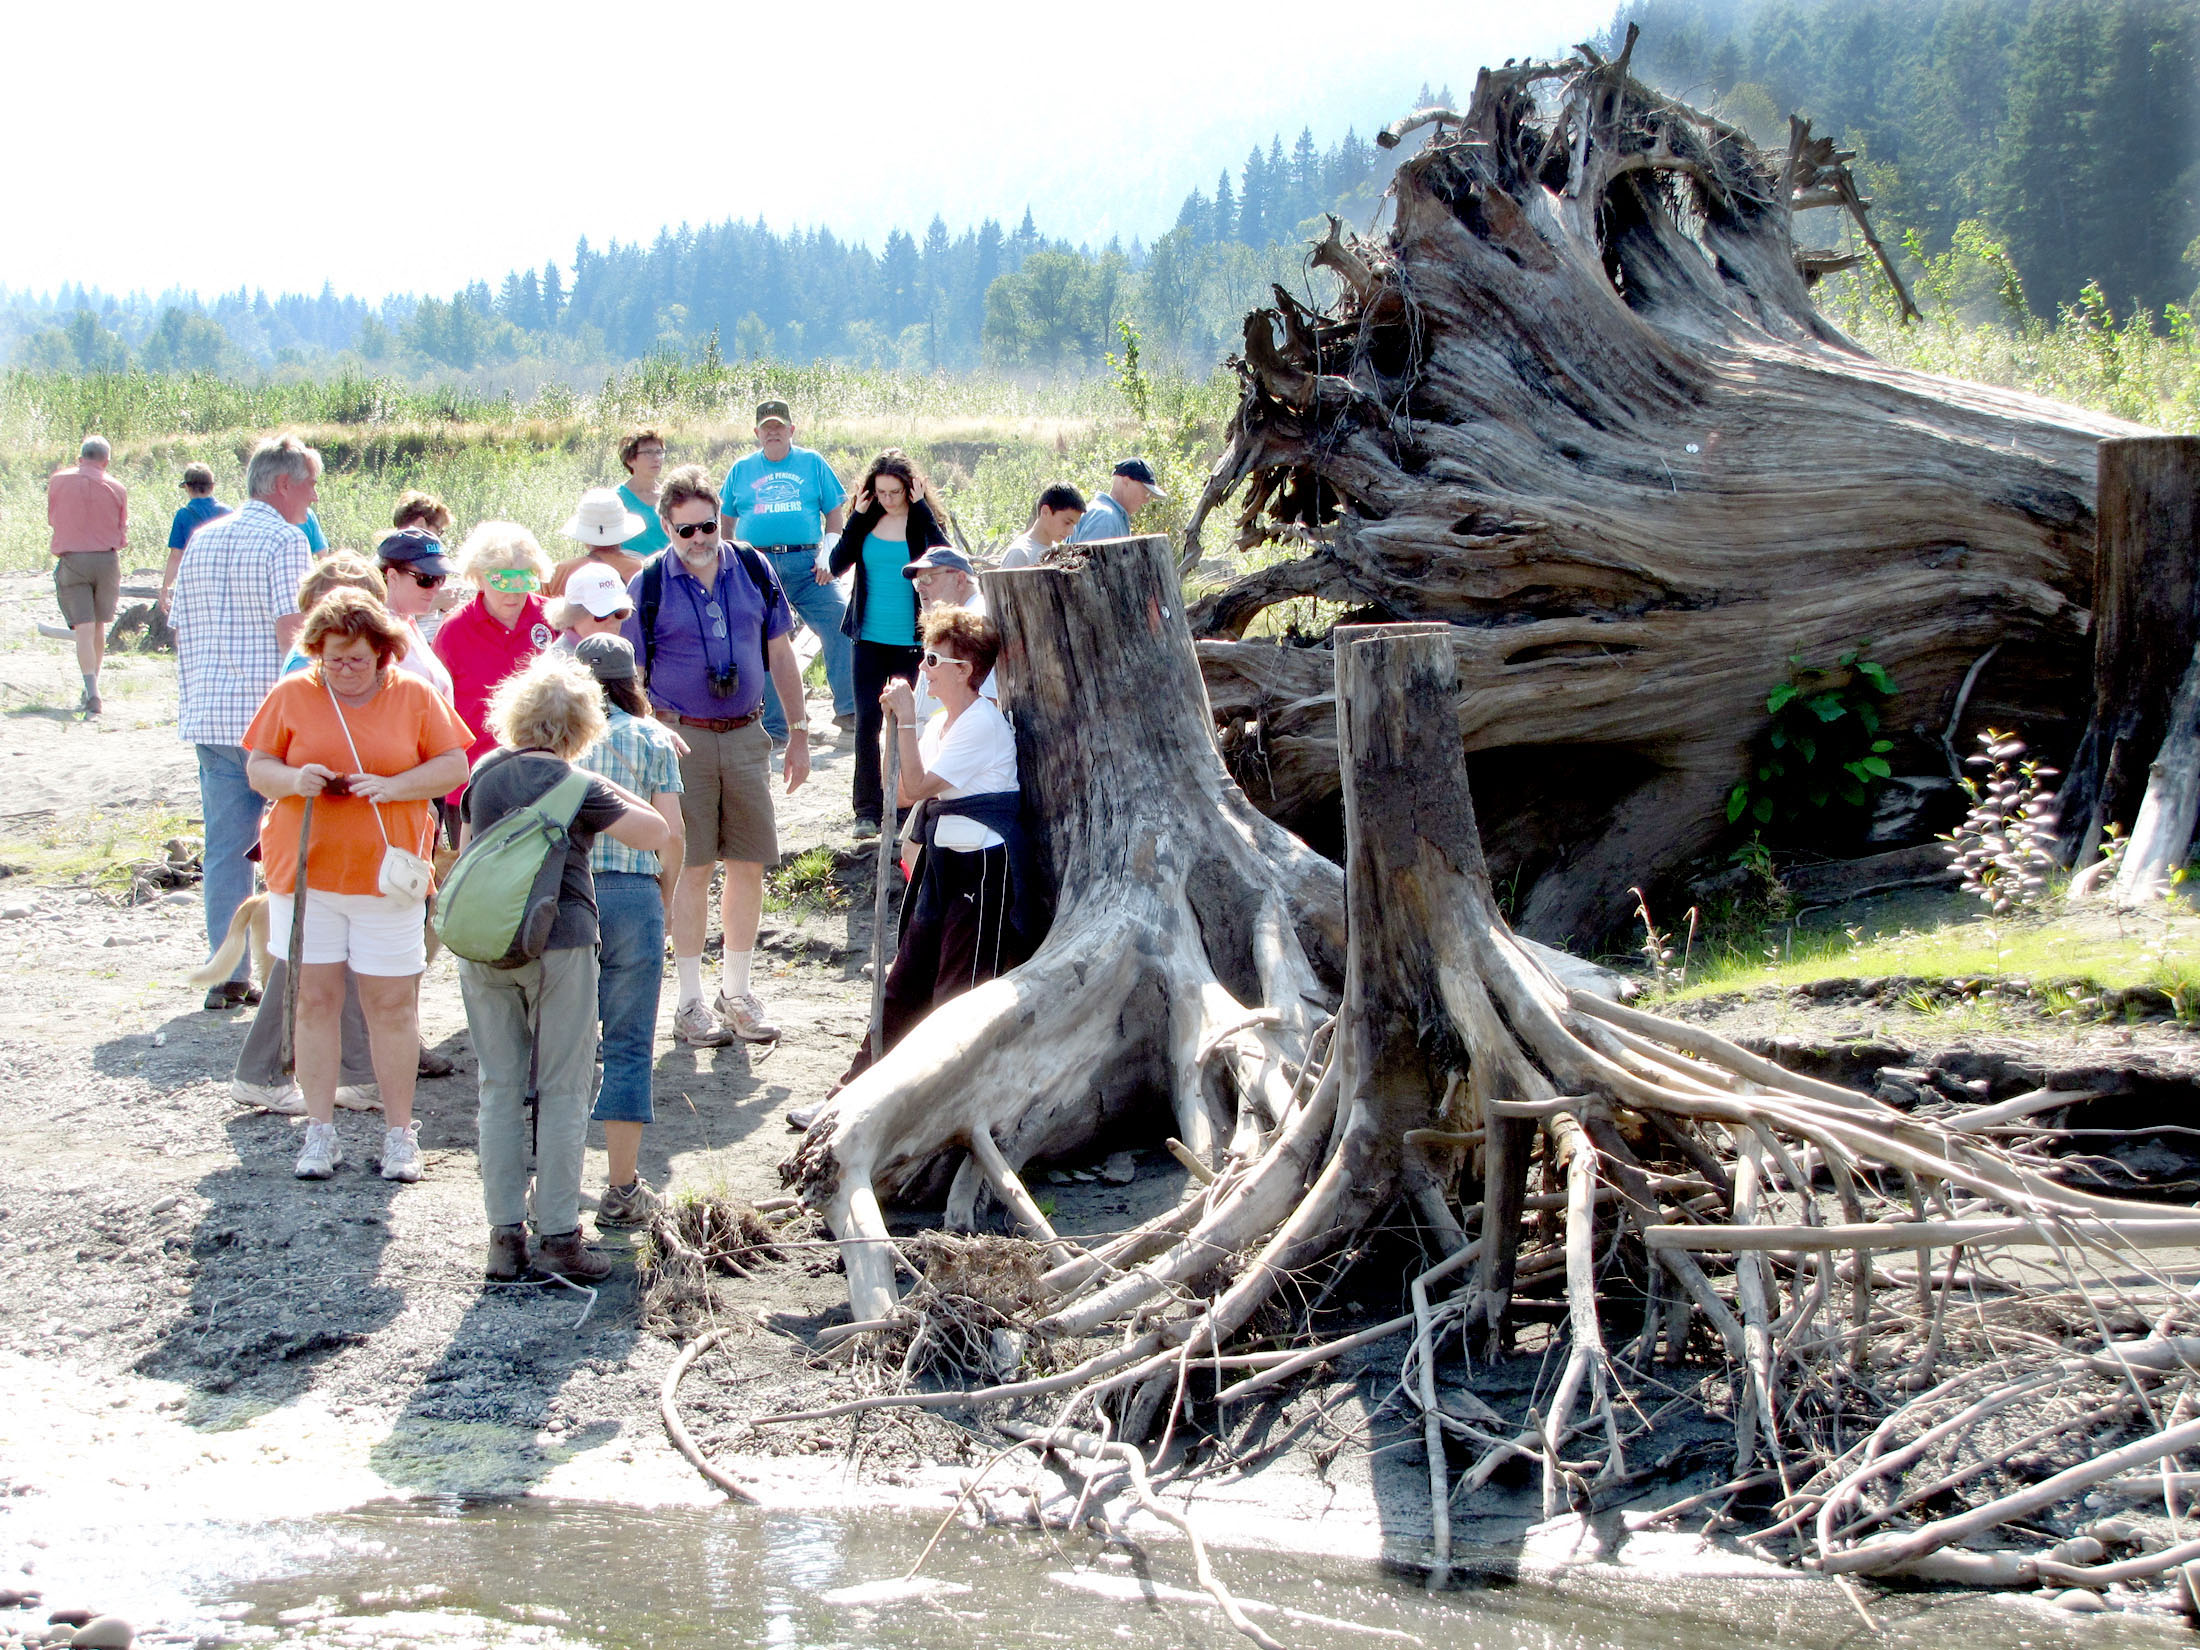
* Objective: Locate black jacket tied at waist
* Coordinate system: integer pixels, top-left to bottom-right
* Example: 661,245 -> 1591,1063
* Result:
904,789 -> 1044,958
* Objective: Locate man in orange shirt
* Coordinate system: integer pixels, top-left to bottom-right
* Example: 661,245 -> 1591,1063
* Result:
46,434 -> 129,716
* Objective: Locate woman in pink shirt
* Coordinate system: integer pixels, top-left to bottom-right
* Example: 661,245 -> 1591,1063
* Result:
432,523 -> 555,804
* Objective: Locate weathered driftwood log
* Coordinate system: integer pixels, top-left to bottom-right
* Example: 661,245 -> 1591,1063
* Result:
2063,435 -> 2200,866
1185,44 -> 2145,944
782,536 -> 1341,1322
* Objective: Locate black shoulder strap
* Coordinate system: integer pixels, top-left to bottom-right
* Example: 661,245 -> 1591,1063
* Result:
733,545 -> 774,659
638,553 -> 665,685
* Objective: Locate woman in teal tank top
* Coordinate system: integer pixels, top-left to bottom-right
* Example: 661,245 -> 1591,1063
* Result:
828,450 -> 951,832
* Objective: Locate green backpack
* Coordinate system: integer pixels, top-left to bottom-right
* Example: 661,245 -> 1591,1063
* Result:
434,768 -> 594,968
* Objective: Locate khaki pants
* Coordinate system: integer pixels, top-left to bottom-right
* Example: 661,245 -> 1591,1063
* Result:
459,946 -> 599,1236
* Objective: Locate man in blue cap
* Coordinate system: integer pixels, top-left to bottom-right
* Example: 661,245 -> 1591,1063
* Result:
1067,458 -> 1167,544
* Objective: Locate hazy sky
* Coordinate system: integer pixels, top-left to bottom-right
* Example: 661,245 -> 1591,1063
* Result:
4,0 -> 1615,302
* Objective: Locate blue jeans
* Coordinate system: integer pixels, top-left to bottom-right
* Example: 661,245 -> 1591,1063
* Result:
591,872 -> 665,1124
758,548 -> 854,738
196,743 -> 266,984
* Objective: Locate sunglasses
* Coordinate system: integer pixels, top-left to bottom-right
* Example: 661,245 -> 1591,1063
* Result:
398,568 -> 446,588
921,650 -> 967,670
673,518 -> 719,540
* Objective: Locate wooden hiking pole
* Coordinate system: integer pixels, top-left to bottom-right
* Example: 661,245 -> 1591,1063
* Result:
279,796 -> 314,1076
868,718 -> 901,1056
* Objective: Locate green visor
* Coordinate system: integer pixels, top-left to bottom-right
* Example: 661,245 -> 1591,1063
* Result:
483,567 -> 541,594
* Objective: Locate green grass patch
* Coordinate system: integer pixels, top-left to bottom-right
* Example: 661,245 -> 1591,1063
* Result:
764,844 -> 846,915
0,806 -> 199,891
1652,898 -> 2200,1007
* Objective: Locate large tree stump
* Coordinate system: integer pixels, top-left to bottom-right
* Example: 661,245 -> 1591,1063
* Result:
1186,46 -> 2150,945
783,535 -> 1342,1322
2061,436 -> 2200,865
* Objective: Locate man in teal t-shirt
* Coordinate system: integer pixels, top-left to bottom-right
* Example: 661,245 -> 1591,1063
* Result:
721,399 -> 854,741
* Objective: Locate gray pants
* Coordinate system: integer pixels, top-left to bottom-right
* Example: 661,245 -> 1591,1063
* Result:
459,946 -> 599,1236
232,959 -> 375,1088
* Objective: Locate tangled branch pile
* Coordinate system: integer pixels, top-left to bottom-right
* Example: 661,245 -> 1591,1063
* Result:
768,600 -> 2200,1608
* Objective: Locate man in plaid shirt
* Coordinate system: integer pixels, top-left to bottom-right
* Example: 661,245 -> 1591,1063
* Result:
170,436 -> 320,1009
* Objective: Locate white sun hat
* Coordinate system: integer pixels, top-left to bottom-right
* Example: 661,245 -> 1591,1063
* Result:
561,487 -> 648,546
562,562 -> 633,618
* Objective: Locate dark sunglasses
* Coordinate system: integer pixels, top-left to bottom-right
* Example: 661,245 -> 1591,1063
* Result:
673,518 -> 719,540
921,650 -> 966,669
399,568 -> 446,588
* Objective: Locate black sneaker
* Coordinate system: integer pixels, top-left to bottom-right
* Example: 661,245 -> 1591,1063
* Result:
79,689 -> 102,717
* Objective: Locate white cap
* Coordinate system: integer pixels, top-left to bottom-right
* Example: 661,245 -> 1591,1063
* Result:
563,562 -> 631,618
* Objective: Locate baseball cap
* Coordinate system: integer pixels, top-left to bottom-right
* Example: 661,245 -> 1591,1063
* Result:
575,633 -> 639,683
755,399 -> 793,428
375,529 -> 451,578
902,546 -> 976,580
563,562 -> 632,618
1112,458 -> 1167,498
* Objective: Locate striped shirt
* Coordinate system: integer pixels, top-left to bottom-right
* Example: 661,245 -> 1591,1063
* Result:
170,500 -> 312,746
578,707 -> 683,877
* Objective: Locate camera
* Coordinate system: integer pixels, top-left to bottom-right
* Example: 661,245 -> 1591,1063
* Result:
708,667 -> 737,698
322,773 -> 354,797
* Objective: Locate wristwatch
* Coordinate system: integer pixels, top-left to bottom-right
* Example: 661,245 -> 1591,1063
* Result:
785,719 -> 808,733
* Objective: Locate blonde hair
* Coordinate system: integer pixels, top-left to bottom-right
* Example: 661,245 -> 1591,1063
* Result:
297,551 -> 387,614
487,653 -> 606,759
455,520 -> 552,585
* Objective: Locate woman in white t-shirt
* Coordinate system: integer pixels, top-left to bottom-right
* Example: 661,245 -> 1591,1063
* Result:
832,607 -> 1029,1095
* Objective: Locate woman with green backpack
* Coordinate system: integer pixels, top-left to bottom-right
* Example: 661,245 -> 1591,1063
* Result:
450,653 -> 669,1284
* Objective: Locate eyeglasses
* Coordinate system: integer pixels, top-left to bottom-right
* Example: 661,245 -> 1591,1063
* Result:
603,608 -> 635,623
673,519 -> 719,540
397,568 -> 446,588
322,653 -> 378,671
703,600 -> 728,639
635,446 -> 665,459
921,650 -> 967,670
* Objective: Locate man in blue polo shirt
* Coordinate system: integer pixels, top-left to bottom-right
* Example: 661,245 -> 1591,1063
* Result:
624,465 -> 811,1047
721,399 -> 856,744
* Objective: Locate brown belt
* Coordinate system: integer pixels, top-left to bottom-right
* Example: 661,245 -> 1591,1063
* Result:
662,708 -> 762,733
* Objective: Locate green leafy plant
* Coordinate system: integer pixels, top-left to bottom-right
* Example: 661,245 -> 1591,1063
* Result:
1727,648 -> 1898,833
1940,728 -> 2059,915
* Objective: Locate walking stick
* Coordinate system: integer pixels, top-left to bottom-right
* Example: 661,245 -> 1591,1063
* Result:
280,795 -> 314,1076
868,717 -> 901,1059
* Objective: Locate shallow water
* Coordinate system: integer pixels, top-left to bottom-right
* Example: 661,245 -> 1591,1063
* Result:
19,1497 -> 2200,1650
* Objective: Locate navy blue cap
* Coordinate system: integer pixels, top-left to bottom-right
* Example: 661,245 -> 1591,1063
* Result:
1112,458 -> 1167,497
903,546 -> 976,579
376,530 -> 450,578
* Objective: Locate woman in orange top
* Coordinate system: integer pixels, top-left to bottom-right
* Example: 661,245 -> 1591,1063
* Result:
245,590 -> 474,1184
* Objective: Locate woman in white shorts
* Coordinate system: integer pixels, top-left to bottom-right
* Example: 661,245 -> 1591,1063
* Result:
244,589 -> 473,1183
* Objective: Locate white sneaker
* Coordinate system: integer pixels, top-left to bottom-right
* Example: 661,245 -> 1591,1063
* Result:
716,989 -> 781,1042
334,1083 -> 381,1111
233,1077 -> 305,1114
380,1123 -> 422,1183
673,998 -> 734,1047
294,1121 -> 342,1180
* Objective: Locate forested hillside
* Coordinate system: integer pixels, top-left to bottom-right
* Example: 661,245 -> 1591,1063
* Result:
1609,0 -> 2196,317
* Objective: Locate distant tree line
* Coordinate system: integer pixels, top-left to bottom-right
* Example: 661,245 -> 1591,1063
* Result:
1608,0 -> 2198,319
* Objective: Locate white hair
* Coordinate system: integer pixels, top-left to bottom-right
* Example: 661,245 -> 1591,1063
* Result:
246,435 -> 322,500
79,435 -> 110,462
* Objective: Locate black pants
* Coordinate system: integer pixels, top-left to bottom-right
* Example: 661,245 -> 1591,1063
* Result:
842,843 -> 1016,1084
852,638 -> 922,825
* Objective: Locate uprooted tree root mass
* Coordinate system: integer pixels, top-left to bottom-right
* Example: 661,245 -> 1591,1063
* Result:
747,535 -> 2200,1613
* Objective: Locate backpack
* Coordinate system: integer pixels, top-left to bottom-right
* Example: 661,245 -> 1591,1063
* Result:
433,767 -> 594,968
635,544 -> 776,690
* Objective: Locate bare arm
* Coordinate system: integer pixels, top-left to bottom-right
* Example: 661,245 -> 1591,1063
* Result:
247,750 -> 340,800
589,772 -> 673,852
652,788 -> 685,908
157,545 -> 185,614
768,635 -> 810,792
348,747 -> 471,804
882,681 -> 955,805
275,611 -> 304,653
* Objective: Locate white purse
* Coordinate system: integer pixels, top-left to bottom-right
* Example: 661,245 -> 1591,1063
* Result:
326,678 -> 435,906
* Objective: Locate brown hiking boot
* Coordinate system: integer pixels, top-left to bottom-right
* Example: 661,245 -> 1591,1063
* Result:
536,1229 -> 614,1283
484,1224 -> 529,1283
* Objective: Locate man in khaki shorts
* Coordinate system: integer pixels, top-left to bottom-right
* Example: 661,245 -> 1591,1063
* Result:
622,465 -> 812,1045
46,434 -> 128,716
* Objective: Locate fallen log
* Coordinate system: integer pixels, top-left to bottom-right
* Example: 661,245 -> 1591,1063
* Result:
1186,48 -> 2146,946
